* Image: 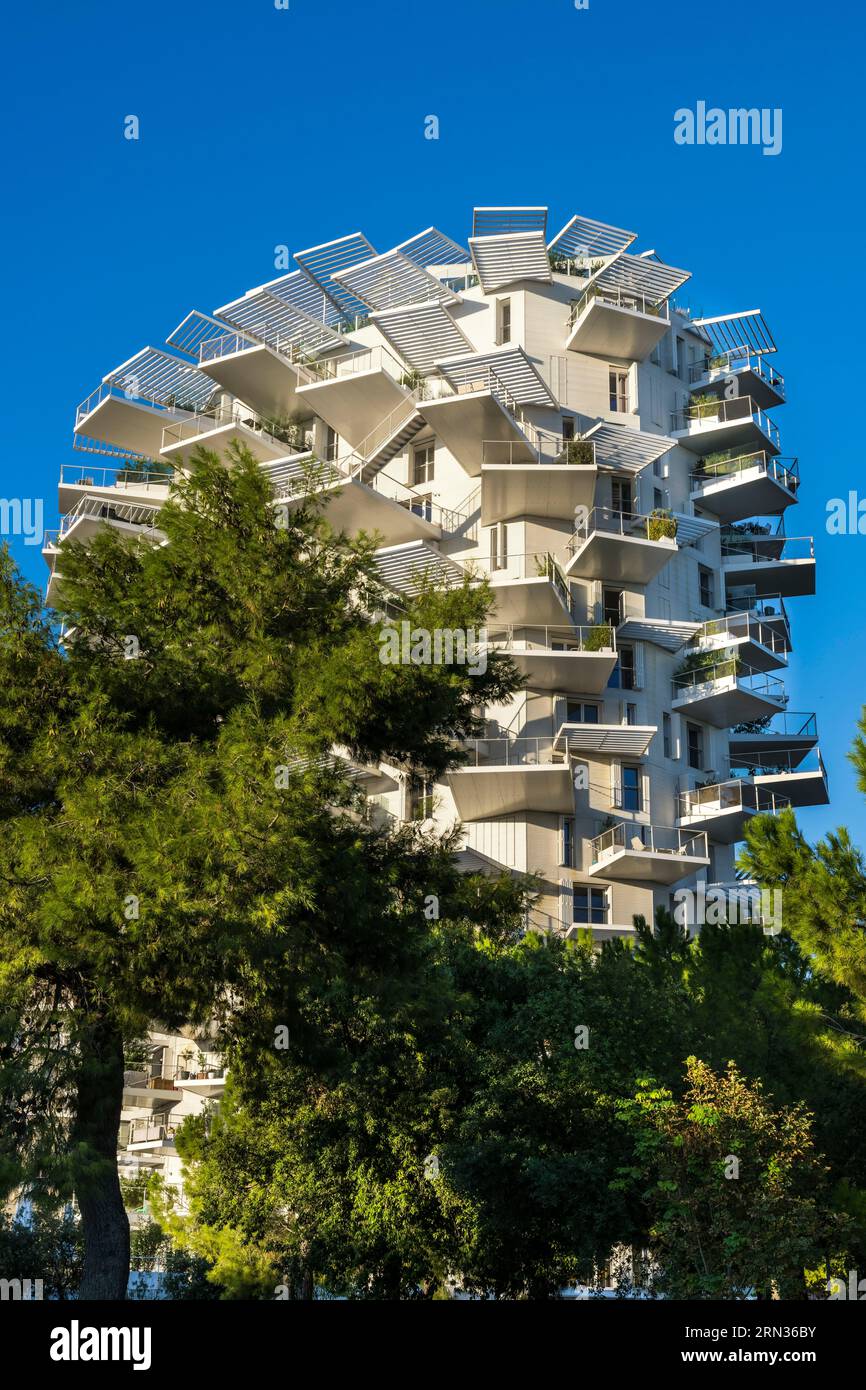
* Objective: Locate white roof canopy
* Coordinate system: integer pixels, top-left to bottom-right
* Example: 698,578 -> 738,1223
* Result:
333,249 -> 460,311
548,213 -> 637,260
691,310 -> 777,356
435,346 -> 558,407
584,422 -> 675,473
472,207 -> 548,237
557,723 -> 656,757
375,541 -> 465,596
166,311 -> 236,358
293,232 -> 377,316
469,231 -> 552,292
255,268 -> 347,326
374,302 -> 472,372
394,226 -> 469,267
596,252 -> 691,304
672,513 -> 719,547
214,288 -> 346,355
102,347 -> 217,410
617,618 -> 700,653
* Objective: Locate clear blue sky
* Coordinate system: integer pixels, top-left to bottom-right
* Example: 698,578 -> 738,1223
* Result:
3,0 -> 864,843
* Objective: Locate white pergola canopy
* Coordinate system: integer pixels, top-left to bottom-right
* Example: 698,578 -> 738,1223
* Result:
375,541 -> 465,596
102,347 -> 217,411
293,232 -> 377,317
435,346 -> 558,407
332,249 -> 460,311
469,231 -> 552,292
472,207 -> 548,237
393,226 -> 469,267
596,252 -> 691,305
214,287 -> 346,356
691,310 -> 777,356
374,301 -> 472,372
548,213 -> 637,261
584,422 -> 675,473
166,311 -> 235,358
617,618 -> 700,653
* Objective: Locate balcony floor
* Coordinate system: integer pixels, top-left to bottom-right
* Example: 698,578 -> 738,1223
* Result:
199,341 -> 307,419
588,843 -> 710,885
481,463 -> 597,525
672,415 -> 779,457
690,469 -> 796,525
488,575 -> 574,626
671,681 -> 786,728
296,369 -> 409,448
78,396 -> 183,457
419,391 -> 536,477
161,419 -> 287,465
751,769 -> 829,808
447,764 -> 574,820
505,647 -> 617,693
676,805 -> 756,845
566,300 -> 668,359
723,556 -> 816,599
565,532 -> 677,584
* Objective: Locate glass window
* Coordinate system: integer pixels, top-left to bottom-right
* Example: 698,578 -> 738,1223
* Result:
699,566 -> 714,608
561,817 -> 574,867
573,886 -> 608,925
412,444 -> 435,486
687,723 -> 704,771
620,764 -> 641,812
566,701 -> 600,723
663,712 -> 673,759
609,367 -> 629,413
496,298 -> 512,345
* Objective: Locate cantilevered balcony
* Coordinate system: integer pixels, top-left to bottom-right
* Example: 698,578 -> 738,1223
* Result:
295,345 -> 412,447
475,551 -> 575,626
587,823 -> 710,885
728,711 -> 819,762
58,461 -> 175,514
724,594 -> 791,654
121,1072 -> 182,1112
687,612 -> 789,674
484,623 -> 617,693
480,435 -> 597,525
418,368 -> 543,478
447,737 -> 573,820
160,404 -> 294,465
671,396 -> 781,456
728,748 -> 829,809
566,284 -> 670,359
671,659 -> 787,727
689,451 -> 799,524
198,330 -> 319,419
76,381 -> 199,459
124,1116 -> 182,1153
676,779 -> 790,844
564,506 -> 678,584
688,349 -> 785,411
722,527 -> 816,598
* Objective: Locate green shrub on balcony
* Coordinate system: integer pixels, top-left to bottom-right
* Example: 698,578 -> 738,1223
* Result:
689,393 -> 721,420
675,649 -> 743,682
584,623 -> 613,652
562,439 -> 594,467
647,509 -> 677,541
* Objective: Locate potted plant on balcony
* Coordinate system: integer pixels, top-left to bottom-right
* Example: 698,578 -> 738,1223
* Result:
689,392 -> 721,420
177,1048 -> 194,1081
563,439 -> 594,467
195,1051 -> 210,1080
647,509 -> 677,542
584,622 -> 613,652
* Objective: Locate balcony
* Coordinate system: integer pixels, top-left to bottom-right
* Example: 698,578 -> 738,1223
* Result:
588,823 -> 710,885
446,737 -> 573,820
160,404 -> 295,465
689,451 -> 798,524
565,506 -> 678,584
671,396 -> 781,456
124,1116 -> 182,1153
722,528 -> 816,598
173,1063 -> 228,1099
476,551 -> 575,626
566,284 -> 670,359
688,612 -> 789,674
485,623 -> 617,693
198,330 -> 319,419
728,711 -> 819,762
676,779 -> 790,844
295,345 -> 412,447
672,659 -> 787,727
688,350 -> 785,411
480,436 -> 598,525
121,1071 -> 182,1112
725,593 -> 791,653
76,382 -> 199,458
728,748 -> 829,809
418,370 -> 539,478
58,461 -> 175,514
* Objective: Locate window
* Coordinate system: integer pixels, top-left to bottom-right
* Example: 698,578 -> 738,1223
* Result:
566,700 -> 600,723
611,478 -> 632,515
618,644 -> 636,690
412,443 -> 435,486
410,493 -> 433,522
663,712 -> 673,759
619,764 -> 642,812
562,416 -> 575,441
496,297 -> 512,345
409,776 -> 435,821
609,367 -> 629,413
561,816 -> 575,868
699,565 -> 714,608
603,587 -> 623,625
653,487 -> 665,510
324,425 -> 338,461
489,522 -> 508,570
626,703 -> 637,726
573,885 -> 608,926
677,336 -> 687,380
687,723 -> 704,771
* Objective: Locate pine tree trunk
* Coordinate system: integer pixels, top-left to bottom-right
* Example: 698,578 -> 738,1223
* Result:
72,1013 -> 130,1300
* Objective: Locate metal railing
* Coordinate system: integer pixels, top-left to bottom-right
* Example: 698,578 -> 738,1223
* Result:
725,593 -> 790,633
60,462 -> 175,493
57,495 -> 163,542
728,748 -> 826,779
568,506 -> 678,552
568,283 -> 669,330
298,343 -> 406,385
671,395 -> 781,450
126,1117 -> 182,1146
198,331 -> 327,386
484,622 -> 616,654
672,660 -> 786,704
460,737 -> 566,768
590,822 -> 708,864
690,450 -> 798,496
722,533 -> 814,565
474,551 -> 573,612
76,380 -> 203,428
692,611 -> 788,659
161,404 -> 295,454
677,778 -> 791,821
481,436 -> 596,468
688,350 -> 785,396
729,711 -> 818,740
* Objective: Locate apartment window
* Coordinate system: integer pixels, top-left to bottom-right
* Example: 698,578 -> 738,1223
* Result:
566,700 -> 600,723
409,776 -> 435,821
561,816 -> 575,868
663,712 -> 673,759
609,367 -> 629,413
489,522 -> 508,571
653,487 -> 665,510
699,565 -> 714,608
324,424 -> 338,461
611,478 -> 633,515
603,587 -> 623,625
619,764 -> 642,813
687,723 -> 705,772
410,493 -> 433,522
626,703 -> 638,726
617,644 -> 636,690
573,885 -> 608,926
562,416 -> 575,441
496,297 -> 512,345
412,443 -> 435,486
677,336 -> 687,380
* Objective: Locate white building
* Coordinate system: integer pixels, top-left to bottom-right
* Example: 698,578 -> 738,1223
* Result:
46,203 -> 824,959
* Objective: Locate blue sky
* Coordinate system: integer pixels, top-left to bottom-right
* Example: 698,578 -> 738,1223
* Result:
3,0 -> 864,842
